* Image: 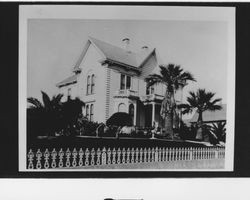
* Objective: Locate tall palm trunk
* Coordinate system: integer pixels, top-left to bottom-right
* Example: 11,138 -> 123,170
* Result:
196,111 -> 203,140
164,111 -> 174,139
161,91 -> 175,139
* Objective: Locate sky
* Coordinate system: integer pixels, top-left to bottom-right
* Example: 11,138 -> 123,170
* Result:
27,18 -> 228,105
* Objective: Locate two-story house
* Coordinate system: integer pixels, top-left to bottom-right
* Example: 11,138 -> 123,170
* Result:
56,36 -> 167,128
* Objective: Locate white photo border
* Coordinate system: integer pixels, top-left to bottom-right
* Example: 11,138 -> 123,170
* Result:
19,5 -> 235,172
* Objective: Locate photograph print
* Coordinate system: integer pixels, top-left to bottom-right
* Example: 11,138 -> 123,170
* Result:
19,5 -> 235,171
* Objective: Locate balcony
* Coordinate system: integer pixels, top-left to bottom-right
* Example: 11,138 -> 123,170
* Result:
113,89 -> 139,99
140,93 -> 164,103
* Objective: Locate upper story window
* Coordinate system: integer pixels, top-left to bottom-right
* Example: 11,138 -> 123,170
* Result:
91,74 -> 95,94
146,85 -> 155,95
87,74 -> 95,95
120,74 -> 132,90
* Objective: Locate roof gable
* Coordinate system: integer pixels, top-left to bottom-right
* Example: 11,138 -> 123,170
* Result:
73,36 -> 157,72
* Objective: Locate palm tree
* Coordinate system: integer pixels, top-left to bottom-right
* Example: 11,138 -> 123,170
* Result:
145,64 -> 195,139
27,91 -> 64,137
211,121 -> 226,143
61,97 -> 85,136
179,89 -> 222,140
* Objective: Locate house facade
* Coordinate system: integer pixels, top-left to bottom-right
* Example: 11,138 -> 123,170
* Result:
57,36 -> 167,127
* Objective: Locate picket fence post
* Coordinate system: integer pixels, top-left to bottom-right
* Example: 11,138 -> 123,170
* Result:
28,145 -> 225,169
79,148 -> 84,166
101,147 -> 107,165
27,149 -> 34,169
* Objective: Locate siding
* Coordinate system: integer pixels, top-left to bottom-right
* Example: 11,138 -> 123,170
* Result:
140,52 -> 158,79
76,43 -> 107,123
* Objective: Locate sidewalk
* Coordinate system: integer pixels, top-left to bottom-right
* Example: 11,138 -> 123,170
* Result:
72,159 -> 225,170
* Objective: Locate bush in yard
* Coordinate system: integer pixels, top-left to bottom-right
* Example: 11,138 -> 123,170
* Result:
106,112 -> 133,127
210,121 -> 226,143
79,118 -> 99,136
27,92 -> 85,140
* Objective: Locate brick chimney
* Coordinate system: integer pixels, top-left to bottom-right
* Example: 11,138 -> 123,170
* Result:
122,38 -> 130,52
141,45 -> 149,51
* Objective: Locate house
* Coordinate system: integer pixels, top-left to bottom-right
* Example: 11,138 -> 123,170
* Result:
56,36 -> 168,127
189,104 -> 227,125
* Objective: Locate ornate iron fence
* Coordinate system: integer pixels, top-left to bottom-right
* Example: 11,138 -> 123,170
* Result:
27,146 -> 225,169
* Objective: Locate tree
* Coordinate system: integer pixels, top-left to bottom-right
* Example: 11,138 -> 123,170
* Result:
179,89 -> 222,140
61,97 -> 85,136
27,91 -> 63,137
145,64 -> 195,139
27,91 -> 85,138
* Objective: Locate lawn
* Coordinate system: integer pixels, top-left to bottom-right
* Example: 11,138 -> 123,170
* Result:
28,136 -> 208,151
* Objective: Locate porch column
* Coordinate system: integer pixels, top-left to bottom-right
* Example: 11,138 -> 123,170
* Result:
134,103 -> 137,126
152,102 -> 155,126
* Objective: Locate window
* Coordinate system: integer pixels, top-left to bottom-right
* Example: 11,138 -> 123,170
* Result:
120,74 -> 131,90
87,74 -> 95,95
87,75 -> 91,94
91,74 -> 95,94
120,74 -> 125,90
86,103 -> 94,121
86,104 -> 89,119
67,88 -> 72,97
146,85 -> 155,95
126,76 -> 131,89
90,104 -> 94,121
118,103 -> 126,112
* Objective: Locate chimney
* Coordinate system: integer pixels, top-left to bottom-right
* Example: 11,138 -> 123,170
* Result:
141,45 -> 149,51
122,38 -> 130,52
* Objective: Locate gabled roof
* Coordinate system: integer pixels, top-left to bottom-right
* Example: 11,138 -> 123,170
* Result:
73,36 -> 156,72
56,74 -> 78,88
190,104 -> 227,123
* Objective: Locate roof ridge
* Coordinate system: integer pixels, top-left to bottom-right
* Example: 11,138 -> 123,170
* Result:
88,36 -> 137,55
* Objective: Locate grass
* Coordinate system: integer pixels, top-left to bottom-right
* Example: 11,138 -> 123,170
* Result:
28,136 -> 208,151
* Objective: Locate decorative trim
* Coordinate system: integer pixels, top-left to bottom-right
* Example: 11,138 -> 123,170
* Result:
84,100 -> 96,104
105,67 -> 111,121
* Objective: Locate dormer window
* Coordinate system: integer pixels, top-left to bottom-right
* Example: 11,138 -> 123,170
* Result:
120,74 -> 131,90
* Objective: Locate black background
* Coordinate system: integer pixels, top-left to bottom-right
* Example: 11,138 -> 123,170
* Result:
0,2 -> 248,178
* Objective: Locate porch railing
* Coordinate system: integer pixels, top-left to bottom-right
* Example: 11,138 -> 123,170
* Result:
140,94 -> 164,102
27,146 -> 225,169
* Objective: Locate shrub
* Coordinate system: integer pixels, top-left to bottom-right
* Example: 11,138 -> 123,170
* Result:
79,118 -> 99,136
106,112 -> 133,127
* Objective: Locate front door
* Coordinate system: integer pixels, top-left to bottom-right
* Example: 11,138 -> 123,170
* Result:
145,105 -> 152,127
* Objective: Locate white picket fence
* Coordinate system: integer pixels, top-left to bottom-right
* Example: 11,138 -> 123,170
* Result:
27,146 -> 225,169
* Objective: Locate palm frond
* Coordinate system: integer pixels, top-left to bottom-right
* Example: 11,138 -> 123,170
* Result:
178,103 -> 193,115
41,91 -> 51,108
52,93 -> 64,104
145,74 -> 163,88
27,97 -> 43,108
211,98 -> 222,105
207,104 -> 222,111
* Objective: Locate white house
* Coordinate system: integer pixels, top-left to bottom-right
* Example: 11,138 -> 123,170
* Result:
56,36 -> 167,127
